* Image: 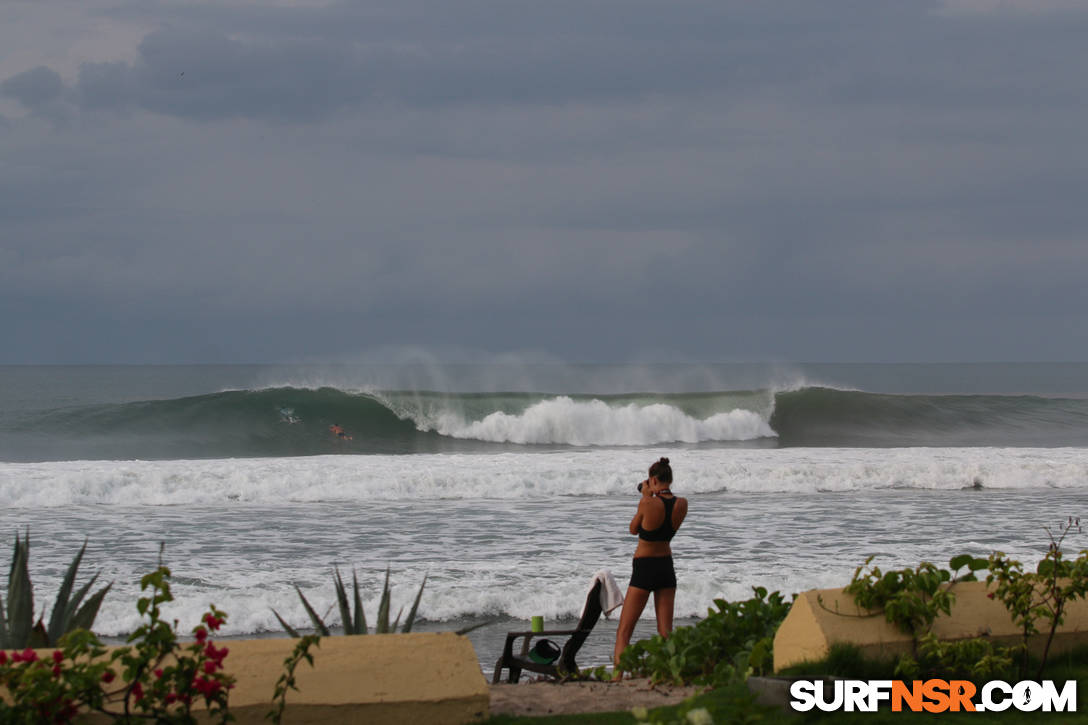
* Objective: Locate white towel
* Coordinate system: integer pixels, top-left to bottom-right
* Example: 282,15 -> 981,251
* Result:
589,569 -> 624,617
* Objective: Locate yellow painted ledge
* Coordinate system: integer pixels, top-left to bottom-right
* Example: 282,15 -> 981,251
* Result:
7,632 -> 488,724
774,581 -> 1088,672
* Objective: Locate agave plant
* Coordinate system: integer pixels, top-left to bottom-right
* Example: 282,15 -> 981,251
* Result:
272,566 -> 426,637
0,531 -> 112,649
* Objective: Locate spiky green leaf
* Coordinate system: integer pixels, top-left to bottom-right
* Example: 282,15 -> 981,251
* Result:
391,606 -> 403,633
69,583 -> 112,636
294,585 -> 331,636
48,540 -> 88,643
401,574 -> 427,633
6,532 -> 34,648
376,567 -> 391,634
333,567 -> 355,635
0,594 -> 8,648
271,609 -> 301,638
63,572 -> 101,627
352,570 -> 367,635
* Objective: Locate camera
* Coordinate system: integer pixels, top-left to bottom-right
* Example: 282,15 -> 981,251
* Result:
637,481 -> 644,492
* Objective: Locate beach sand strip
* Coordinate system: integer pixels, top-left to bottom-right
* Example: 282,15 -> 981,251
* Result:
489,678 -> 703,717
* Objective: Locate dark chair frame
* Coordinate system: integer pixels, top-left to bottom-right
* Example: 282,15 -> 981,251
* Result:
492,580 -> 604,683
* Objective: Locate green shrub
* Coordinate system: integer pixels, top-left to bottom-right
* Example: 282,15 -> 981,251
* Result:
272,565 -> 426,636
894,633 -> 1017,681
987,516 -> 1088,678
834,554 -> 985,650
0,562 -> 234,723
618,587 -> 791,686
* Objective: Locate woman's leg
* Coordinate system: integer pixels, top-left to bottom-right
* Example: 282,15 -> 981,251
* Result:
613,585 -> 651,668
652,587 -> 676,638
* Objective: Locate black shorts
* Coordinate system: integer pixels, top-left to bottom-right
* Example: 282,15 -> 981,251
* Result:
629,556 -> 677,592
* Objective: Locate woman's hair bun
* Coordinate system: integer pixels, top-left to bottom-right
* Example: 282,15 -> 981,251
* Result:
649,456 -> 673,483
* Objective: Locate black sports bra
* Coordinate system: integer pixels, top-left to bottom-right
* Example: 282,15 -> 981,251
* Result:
638,496 -> 678,542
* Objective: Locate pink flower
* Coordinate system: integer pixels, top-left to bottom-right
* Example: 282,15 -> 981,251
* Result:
165,693 -> 178,704
192,676 -> 222,697
52,665 -> 61,678
194,627 -> 208,643
132,682 -> 144,702
987,592 -> 996,599
0,651 -> 8,665
154,668 -> 164,679
203,613 -> 224,631
203,660 -> 218,674
101,671 -> 115,683
19,648 -> 37,663
52,650 -> 64,664
204,643 -> 228,665
193,676 -> 206,693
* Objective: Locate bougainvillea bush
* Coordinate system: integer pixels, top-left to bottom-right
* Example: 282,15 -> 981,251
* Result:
1,563 -> 235,724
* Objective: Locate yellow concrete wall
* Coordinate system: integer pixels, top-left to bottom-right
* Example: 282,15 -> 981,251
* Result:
6,633 -> 488,724
774,581 -> 1088,672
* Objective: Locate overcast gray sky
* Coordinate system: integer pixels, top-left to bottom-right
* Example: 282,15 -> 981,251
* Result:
2,0 -> 1086,364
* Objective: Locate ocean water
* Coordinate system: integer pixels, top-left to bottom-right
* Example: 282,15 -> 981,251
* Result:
2,363 -> 1088,671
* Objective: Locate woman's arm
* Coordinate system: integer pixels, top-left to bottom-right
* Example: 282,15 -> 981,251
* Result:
629,483 -> 654,535
672,497 -> 689,530
629,498 -> 645,535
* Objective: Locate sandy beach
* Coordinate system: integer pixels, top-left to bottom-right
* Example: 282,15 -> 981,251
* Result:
489,678 -> 703,717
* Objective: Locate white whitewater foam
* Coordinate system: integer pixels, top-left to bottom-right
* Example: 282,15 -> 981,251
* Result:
3,479 -> 1081,638
2,447 -> 1087,507
429,396 -> 775,445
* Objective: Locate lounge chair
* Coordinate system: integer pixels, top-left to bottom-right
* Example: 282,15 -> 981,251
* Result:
492,580 -> 604,683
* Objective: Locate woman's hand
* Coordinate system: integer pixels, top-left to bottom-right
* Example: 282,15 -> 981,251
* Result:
640,479 -> 654,498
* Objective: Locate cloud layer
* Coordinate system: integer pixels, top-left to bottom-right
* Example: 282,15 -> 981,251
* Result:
2,0 -> 1087,363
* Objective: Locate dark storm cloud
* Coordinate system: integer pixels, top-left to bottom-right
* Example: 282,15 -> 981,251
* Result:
1,66 -> 64,108
5,1 -> 1087,127
0,1 -> 995,120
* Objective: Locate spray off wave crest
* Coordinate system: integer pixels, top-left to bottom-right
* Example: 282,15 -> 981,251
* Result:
424,395 -> 774,445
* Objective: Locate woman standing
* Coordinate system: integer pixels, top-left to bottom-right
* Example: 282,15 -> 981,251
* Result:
613,457 -> 688,670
